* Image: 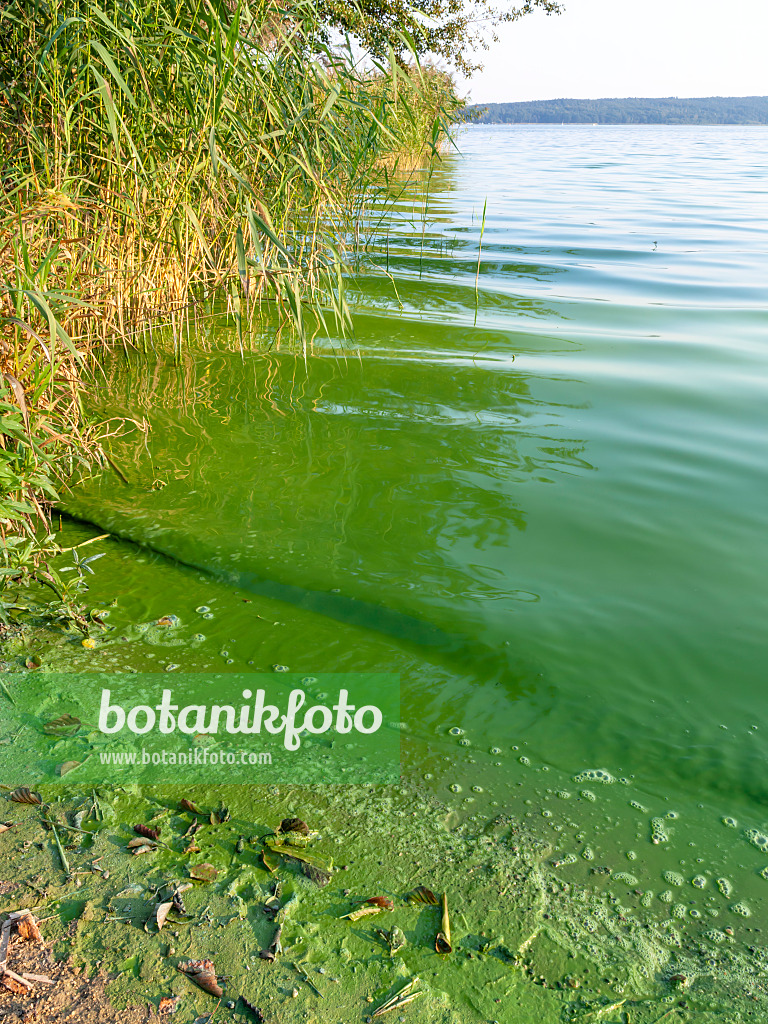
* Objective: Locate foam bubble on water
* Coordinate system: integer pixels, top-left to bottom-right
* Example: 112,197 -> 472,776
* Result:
612,872 -> 638,885
760,867 -> 768,880
731,902 -> 751,917
745,828 -> 768,850
581,846 -> 594,861
552,853 -> 578,867
202,612 -> 214,619
666,811 -> 679,820
705,929 -> 727,944
671,904 -> 687,919
573,769 -> 615,784
449,783 -> 462,793
716,878 -> 732,897
663,871 -> 684,886
519,756 -> 530,766
650,818 -> 669,844
459,738 -> 471,747
659,890 -> 673,903
581,790 -> 596,802
626,850 -> 637,861
541,809 -> 552,818
692,875 -> 707,889
449,727 -> 464,736
472,785 -> 483,793
629,800 -> 648,812
722,817 -> 738,828
556,790 -> 572,799
195,606 -> 210,614
490,747 -> 502,755
641,891 -> 654,907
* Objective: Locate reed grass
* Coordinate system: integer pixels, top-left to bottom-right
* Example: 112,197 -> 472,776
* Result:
0,0 -> 462,611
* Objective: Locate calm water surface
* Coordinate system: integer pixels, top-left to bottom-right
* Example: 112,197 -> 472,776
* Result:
64,125 -> 768,924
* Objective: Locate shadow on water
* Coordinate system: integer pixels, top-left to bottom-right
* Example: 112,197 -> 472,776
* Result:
63,317 -> 588,706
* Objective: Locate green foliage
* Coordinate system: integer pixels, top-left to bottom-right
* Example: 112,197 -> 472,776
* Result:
315,0 -> 562,75
0,0 -> 461,342
466,96 -> 768,125
0,0 -> 462,600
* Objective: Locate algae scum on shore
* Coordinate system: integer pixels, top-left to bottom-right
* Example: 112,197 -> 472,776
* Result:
1,772 -> 768,1024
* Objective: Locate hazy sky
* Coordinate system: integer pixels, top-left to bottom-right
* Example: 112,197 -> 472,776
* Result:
462,0 -> 768,104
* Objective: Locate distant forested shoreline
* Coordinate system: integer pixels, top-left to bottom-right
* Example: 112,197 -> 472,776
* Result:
464,96 -> 768,124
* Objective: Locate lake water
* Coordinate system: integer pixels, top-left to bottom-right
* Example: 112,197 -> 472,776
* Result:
58,125 -> 768,993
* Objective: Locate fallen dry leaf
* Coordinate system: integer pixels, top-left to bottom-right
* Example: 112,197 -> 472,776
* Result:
359,896 -> 394,910
16,913 -> 42,943
343,906 -> 384,922
189,862 -> 218,882
1,973 -> 29,995
406,885 -> 438,905
127,837 -> 157,851
278,816 -> 308,835
42,714 -> 81,737
177,959 -> 222,997
155,902 -> 173,931
134,822 -> 161,841
9,787 -> 41,805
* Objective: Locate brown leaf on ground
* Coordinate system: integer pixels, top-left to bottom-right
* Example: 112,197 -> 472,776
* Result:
158,994 -> 181,1014
9,788 -> 41,805
16,913 -> 42,944
189,862 -> 218,882
177,958 -> 223,997
0,973 -> 29,995
155,901 -> 173,931
42,714 -> 81,737
406,885 -> 439,905
278,817 -> 308,835
302,862 -> 332,887
359,896 -> 394,909
133,823 -> 160,841
241,998 -> 265,1022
